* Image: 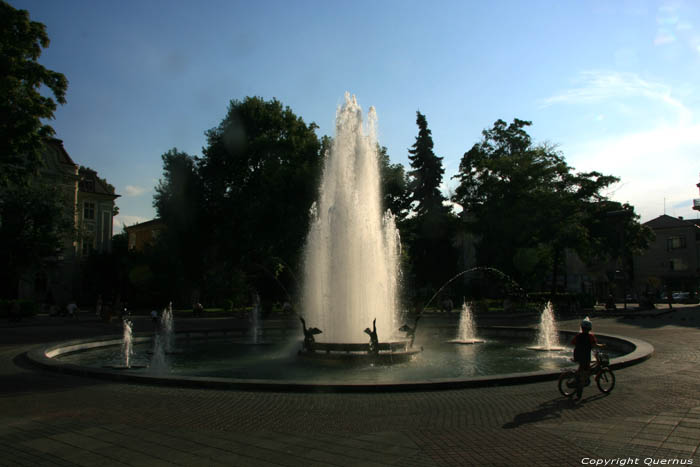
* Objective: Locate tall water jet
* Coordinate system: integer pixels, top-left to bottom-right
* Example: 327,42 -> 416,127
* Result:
528,301 -> 564,351
302,93 -> 401,343
449,301 -> 484,344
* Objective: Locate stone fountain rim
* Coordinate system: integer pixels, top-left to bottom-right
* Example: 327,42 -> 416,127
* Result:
25,327 -> 653,393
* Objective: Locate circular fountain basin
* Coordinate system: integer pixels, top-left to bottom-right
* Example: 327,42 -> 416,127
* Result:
27,327 -> 653,392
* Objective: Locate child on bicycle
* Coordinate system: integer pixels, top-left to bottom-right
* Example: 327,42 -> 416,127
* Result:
570,317 -> 604,399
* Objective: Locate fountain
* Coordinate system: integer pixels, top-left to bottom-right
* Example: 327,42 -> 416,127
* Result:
121,318 -> 133,368
527,301 -> 565,351
150,302 -> 175,371
300,93 -> 416,361
34,94 -> 651,389
251,293 -> 260,344
449,301 -> 484,344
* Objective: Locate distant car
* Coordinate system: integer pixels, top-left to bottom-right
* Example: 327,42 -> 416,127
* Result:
672,292 -> 690,303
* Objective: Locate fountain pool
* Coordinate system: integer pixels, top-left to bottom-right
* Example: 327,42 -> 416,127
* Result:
30,325 -> 652,391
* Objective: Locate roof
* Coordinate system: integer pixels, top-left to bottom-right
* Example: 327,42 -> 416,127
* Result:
47,138 -> 78,168
644,214 -> 692,230
123,218 -> 165,232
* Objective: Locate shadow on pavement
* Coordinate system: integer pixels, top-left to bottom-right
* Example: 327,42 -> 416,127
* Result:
502,392 -> 610,429
0,352 -> 106,396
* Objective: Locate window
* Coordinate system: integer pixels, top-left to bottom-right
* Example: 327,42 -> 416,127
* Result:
670,258 -> 688,271
83,201 -> 95,220
82,239 -> 93,256
80,178 -> 95,192
666,236 -> 686,251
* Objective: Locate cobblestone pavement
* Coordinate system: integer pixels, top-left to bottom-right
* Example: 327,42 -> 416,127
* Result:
2,309 -> 700,466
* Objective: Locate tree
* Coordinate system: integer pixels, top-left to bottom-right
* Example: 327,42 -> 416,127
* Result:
0,181 -> 74,298
197,97 -> 322,305
452,118 -> 651,292
404,111 -> 459,299
377,144 -> 409,223
0,1 -> 68,186
152,149 -> 205,303
407,111 -> 448,218
0,2 -> 71,299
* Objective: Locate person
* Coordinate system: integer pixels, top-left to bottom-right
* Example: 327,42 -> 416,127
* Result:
151,309 -> 159,328
95,294 -> 103,317
66,301 -> 79,319
570,317 -> 604,400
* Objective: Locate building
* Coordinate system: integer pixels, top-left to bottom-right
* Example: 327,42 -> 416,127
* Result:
633,215 -> 700,296
124,218 -> 165,251
77,166 -> 119,256
18,139 -> 119,305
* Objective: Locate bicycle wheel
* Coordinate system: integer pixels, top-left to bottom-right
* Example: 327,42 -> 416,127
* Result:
558,371 -> 578,397
596,368 -> 615,393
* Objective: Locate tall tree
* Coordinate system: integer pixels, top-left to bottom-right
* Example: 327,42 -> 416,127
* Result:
0,0 -> 68,186
0,2 -> 71,299
152,149 -> 205,302
377,144 -> 409,223
407,111 -> 448,218
197,97 -> 322,305
452,118 -> 652,291
405,111 -> 458,298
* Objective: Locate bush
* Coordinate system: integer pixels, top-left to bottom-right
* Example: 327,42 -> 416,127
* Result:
0,299 -> 39,320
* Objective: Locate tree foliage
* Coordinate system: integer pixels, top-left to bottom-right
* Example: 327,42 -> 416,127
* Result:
452,118 -> 652,291
407,111 -> 448,218
404,111 -> 459,297
0,2 -> 72,299
0,0 -> 68,186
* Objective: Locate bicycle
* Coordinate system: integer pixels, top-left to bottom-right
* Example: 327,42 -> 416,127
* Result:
558,350 -> 615,398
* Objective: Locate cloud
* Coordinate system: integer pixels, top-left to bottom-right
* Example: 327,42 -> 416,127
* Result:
113,215 -> 150,233
124,185 -> 147,197
541,71 -> 692,125
568,123 -> 700,222
654,30 -> 676,45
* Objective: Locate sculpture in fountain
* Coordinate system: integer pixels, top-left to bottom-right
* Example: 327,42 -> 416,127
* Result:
299,317 -> 322,352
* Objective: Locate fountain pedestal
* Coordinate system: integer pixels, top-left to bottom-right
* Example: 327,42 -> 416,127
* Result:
298,341 -> 421,364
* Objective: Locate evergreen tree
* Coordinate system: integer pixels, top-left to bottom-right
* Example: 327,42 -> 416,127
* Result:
407,112 -> 447,218
404,111 -> 458,302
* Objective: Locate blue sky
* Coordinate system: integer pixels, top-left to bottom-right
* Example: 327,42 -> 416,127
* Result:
11,0 -> 700,231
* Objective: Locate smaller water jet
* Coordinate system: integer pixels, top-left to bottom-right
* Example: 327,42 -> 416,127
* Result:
449,301 -> 484,345
527,301 -> 565,351
251,293 -> 260,344
150,302 -> 176,371
104,318 -> 146,369
398,315 -> 421,348
121,318 -> 133,368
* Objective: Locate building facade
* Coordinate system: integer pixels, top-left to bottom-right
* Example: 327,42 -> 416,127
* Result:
633,215 -> 700,297
18,139 -> 119,306
124,218 -> 165,252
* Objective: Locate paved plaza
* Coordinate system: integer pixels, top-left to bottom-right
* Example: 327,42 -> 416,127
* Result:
2,307 -> 700,466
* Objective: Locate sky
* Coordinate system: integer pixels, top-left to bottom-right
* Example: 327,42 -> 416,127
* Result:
10,0 -> 700,232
